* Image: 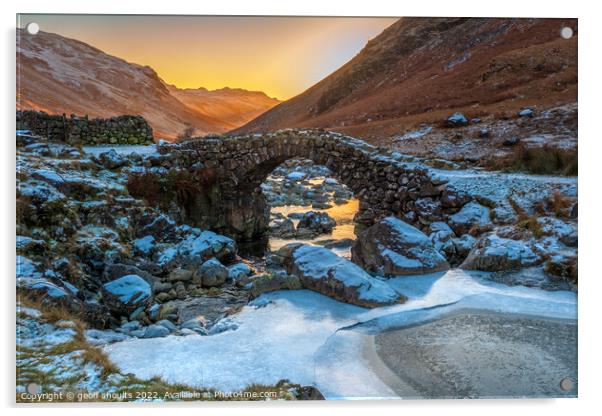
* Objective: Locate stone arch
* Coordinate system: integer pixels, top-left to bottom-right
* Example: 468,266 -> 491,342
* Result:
168,129 -> 450,243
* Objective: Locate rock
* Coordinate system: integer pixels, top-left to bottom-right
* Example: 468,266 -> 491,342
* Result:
518,107 -> 534,118
102,263 -> 156,286
138,214 -> 177,242
352,217 -> 449,276
179,231 -> 237,265
16,235 -> 47,254
269,213 -> 296,238
428,221 -> 456,251
208,318 -> 239,335
95,149 -> 128,169
156,319 -> 178,332
286,171 -> 308,181
440,234 -> 476,266
448,202 -> 492,235
101,274 -> 152,315
194,258 -> 228,287
168,267 -> 194,282
132,235 -> 155,256
460,234 -> 541,271
296,386 -> 325,400
445,112 -> 468,127
143,324 -> 171,338
478,128 -> 489,138
296,211 -> 336,236
284,244 -> 406,308
503,137 -> 520,146
440,186 -> 472,209
85,329 -> 130,346
227,262 -> 252,281
249,273 -> 302,299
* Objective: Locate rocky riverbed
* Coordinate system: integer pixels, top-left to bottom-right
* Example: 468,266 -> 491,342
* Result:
16,131 -> 578,400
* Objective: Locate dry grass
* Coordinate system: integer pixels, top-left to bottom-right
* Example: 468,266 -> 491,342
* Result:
508,195 -> 545,238
485,143 -> 577,175
17,294 -> 301,403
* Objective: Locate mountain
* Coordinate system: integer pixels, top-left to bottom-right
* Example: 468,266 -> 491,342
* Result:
16,29 -> 280,140
233,17 -> 577,140
167,86 -> 280,131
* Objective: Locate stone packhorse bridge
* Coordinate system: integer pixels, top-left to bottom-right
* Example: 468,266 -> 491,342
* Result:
163,129 -> 466,242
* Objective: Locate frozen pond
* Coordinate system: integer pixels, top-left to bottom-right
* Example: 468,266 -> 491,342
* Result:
104,269 -> 577,399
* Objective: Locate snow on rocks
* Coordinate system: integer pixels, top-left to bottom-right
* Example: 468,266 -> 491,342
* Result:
352,217 -> 449,276
101,275 -> 152,315
284,244 -> 406,308
461,234 -> 541,272
132,235 -> 155,255
228,262 -> 252,281
448,202 -> 492,235
445,112 -> 468,127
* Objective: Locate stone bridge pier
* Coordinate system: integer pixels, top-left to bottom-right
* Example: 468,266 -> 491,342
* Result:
164,129 -> 459,244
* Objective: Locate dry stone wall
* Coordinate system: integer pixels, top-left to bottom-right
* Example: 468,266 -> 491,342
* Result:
17,110 -> 154,146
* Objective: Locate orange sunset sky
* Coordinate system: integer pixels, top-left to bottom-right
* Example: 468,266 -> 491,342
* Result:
17,15 -> 398,100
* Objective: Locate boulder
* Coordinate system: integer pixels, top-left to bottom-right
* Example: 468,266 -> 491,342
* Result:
179,231 -> 237,265
95,149 -> 128,169
296,211 -> 336,237
102,274 -> 152,315
351,217 -> 449,276
168,267 -> 194,282
248,273 -> 302,299
269,213 -> 296,238
194,258 -> 228,287
518,107 -> 534,118
460,234 -> 541,272
445,112 -> 468,127
284,244 -> 406,308
447,202 -> 492,235
227,262 -> 252,281
143,324 -> 170,338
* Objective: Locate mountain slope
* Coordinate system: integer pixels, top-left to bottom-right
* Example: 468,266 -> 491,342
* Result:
234,17 -> 577,140
16,29 -> 280,140
167,86 -> 280,131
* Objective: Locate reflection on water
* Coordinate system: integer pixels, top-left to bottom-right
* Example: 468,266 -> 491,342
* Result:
269,198 -> 359,258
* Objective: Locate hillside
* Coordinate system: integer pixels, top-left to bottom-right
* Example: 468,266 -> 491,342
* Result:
234,17 -> 577,141
16,29 -> 280,140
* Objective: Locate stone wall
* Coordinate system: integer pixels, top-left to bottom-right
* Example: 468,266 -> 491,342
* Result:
16,110 -> 154,146
161,129 -> 472,240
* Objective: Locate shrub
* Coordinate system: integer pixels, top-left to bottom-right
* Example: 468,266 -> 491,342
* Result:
126,168 -> 216,208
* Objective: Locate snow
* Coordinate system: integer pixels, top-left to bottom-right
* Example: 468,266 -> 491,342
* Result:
103,275 -> 151,304
449,202 -> 491,230
292,245 -> 401,304
286,171 -> 308,181
481,235 -> 540,265
381,217 -> 430,245
393,126 -> 433,142
132,235 -> 155,255
85,145 -> 157,157
104,268 -> 576,399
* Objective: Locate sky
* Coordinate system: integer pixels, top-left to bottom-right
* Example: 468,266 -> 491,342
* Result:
17,15 -> 398,100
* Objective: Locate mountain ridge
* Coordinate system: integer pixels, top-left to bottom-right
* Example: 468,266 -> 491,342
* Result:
16,28 -> 280,140
233,17 -> 577,142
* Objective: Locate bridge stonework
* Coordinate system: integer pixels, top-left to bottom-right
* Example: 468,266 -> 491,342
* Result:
163,129 -> 466,242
